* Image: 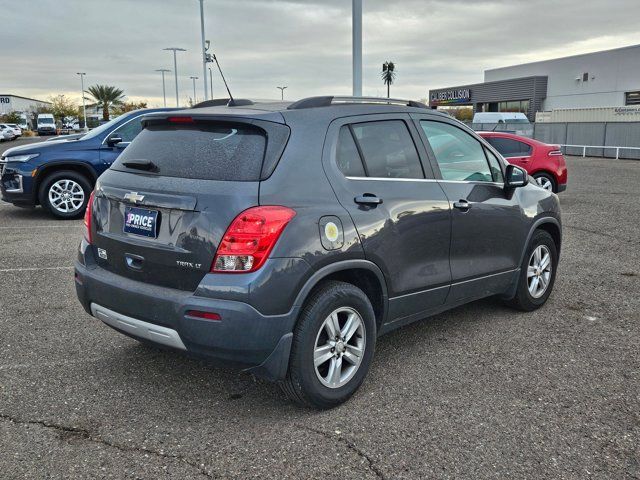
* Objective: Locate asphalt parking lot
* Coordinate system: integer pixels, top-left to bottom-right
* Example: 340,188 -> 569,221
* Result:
0,156 -> 638,479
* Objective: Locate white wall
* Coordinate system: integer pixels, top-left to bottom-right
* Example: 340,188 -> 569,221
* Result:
484,44 -> 640,110
0,95 -> 51,115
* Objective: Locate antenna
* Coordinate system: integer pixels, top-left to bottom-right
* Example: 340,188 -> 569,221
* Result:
211,53 -> 235,105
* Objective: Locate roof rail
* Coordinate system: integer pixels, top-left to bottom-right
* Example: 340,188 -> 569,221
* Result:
191,98 -> 254,109
287,96 -> 428,110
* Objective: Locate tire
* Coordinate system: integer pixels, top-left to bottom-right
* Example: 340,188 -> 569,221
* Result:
504,230 -> 558,311
38,170 -> 92,219
533,172 -> 556,193
280,281 -> 377,409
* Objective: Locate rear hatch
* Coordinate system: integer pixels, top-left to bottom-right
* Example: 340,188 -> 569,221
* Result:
91,113 -> 289,291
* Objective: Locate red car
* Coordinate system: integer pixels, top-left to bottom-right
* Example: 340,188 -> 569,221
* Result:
479,131 -> 568,193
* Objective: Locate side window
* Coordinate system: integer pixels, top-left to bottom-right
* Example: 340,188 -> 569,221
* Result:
420,121 -> 493,182
112,117 -> 143,143
484,147 -> 504,183
351,120 -> 423,179
336,126 -> 366,177
486,137 -> 532,157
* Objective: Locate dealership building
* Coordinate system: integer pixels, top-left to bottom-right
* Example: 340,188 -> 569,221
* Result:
428,44 -> 640,121
0,94 -> 51,115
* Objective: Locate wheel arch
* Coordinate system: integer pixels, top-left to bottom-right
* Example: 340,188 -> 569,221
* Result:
34,161 -> 98,203
293,260 -> 389,332
519,217 -> 562,265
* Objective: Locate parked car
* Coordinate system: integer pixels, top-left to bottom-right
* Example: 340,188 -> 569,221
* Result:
0,124 -> 16,141
5,124 -> 22,137
37,113 -> 57,136
478,131 -> 567,192
0,108 -> 175,218
75,96 -> 562,409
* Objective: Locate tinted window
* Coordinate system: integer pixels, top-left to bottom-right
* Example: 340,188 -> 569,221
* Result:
484,147 -> 504,183
336,126 -> 365,177
420,121 -> 492,182
112,118 -> 144,143
113,123 -> 266,181
486,137 -> 532,157
351,120 -> 423,179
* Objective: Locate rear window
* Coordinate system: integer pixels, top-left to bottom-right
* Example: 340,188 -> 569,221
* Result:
113,123 -> 267,181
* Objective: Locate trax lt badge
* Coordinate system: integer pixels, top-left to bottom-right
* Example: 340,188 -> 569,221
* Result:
124,192 -> 145,204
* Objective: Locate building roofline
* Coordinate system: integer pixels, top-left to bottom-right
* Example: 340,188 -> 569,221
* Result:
486,43 -> 640,73
0,94 -> 52,104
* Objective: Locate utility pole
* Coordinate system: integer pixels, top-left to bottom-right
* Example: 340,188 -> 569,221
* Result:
190,76 -> 199,104
155,69 -> 171,107
163,47 -> 186,107
352,0 -> 363,97
76,72 -> 88,132
198,0 -> 209,100
277,86 -> 288,100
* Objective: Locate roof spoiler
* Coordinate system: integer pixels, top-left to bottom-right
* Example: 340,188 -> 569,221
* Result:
191,98 -> 254,109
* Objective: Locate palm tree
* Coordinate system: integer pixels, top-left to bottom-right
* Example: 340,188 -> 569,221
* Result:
84,85 -> 125,121
381,61 -> 396,98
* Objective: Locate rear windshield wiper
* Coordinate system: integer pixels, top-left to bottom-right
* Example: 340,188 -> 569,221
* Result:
122,159 -> 158,172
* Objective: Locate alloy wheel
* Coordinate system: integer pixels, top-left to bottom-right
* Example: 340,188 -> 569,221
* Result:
48,179 -> 85,213
313,307 -> 366,389
535,176 -> 554,191
527,245 -> 552,298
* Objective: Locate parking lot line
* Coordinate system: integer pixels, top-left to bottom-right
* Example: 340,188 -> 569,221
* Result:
0,225 -> 83,229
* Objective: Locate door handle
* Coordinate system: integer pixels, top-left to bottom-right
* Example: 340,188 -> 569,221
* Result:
354,194 -> 383,206
125,253 -> 144,270
453,199 -> 471,212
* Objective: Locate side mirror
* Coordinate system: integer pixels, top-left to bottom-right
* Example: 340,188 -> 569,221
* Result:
106,134 -> 123,147
505,164 -> 529,189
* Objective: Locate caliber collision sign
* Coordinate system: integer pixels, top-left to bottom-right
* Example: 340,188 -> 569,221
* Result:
429,89 -> 471,106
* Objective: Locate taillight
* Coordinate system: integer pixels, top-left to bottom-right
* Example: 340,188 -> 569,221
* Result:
83,191 -> 95,244
548,147 -> 563,156
212,206 -> 296,273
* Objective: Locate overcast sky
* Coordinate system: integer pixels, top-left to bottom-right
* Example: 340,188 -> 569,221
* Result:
2,0 -> 639,107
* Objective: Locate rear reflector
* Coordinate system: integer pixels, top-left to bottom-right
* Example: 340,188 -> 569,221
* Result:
83,191 -> 95,244
212,206 -> 296,273
185,310 -> 221,321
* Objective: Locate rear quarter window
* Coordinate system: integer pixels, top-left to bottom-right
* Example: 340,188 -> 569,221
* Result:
113,123 -> 267,181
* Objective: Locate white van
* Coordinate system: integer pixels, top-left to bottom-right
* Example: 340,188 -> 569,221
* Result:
37,113 -> 56,136
472,112 -> 530,124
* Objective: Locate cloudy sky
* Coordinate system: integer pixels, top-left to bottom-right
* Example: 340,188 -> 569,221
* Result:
2,0 -> 639,107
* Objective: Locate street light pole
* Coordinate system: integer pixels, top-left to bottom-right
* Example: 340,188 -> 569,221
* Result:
277,86 -> 288,100
155,69 -> 171,107
190,76 -> 199,104
198,0 -> 209,100
352,0 -> 363,97
163,47 -> 186,107
76,72 -> 88,132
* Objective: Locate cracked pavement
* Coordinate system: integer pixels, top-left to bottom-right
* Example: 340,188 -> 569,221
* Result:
0,156 -> 638,479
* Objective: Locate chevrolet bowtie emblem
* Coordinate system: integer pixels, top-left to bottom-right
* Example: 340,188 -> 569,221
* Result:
124,192 -> 145,204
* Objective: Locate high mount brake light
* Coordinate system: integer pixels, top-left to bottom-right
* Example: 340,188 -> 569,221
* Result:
84,191 -> 95,244
212,206 -> 296,273
167,116 -> 195,123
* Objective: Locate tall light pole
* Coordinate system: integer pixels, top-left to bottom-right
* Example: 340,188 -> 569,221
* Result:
155,69 -> 171,107
352,0 -> 363,97
198,0 -> 209,100
163,47 -> 186,107
76,72 -> 88,132
190,76 -> 199,104
277,86 -> 288,100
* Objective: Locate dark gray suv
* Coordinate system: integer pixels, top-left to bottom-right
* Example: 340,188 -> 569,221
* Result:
74,96 -> 561,408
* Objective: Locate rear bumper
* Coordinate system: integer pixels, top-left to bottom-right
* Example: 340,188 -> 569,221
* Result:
74,252 -> 301,381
